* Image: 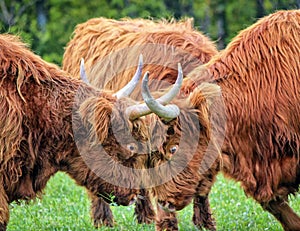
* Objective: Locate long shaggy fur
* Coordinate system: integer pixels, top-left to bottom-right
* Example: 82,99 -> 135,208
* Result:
62,17 -> 218,229
62,17 -> 217,99
173,10 -> 300,230
0,34 -> 152,230
151,83 -> 221,231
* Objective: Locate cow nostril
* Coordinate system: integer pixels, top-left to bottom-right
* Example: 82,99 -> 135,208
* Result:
168,202 -> 176,212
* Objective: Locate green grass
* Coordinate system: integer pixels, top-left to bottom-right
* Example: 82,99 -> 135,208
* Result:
7,172 -> 299,230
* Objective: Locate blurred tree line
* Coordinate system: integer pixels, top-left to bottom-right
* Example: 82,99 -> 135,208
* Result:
0,0 -> 299,65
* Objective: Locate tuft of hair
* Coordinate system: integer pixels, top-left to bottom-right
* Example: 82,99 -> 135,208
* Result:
79,95 -> 114,144
189,82 -> 221,108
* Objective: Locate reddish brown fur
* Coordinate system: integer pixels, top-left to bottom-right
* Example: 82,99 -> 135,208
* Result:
62,17 -> 217,99
62,17 -> 218,229
150,84 -> 221,231
0,34 -> 153,230
158,10 -> 300,231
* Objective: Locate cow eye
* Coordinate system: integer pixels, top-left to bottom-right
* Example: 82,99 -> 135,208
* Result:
127,143 -> 137,152
169,145 -> 178,155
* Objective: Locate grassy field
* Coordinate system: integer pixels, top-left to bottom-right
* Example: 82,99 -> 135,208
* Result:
7,172 -> 299,231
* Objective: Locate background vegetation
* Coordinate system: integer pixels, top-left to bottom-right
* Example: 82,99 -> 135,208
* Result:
0,0 -> 299,65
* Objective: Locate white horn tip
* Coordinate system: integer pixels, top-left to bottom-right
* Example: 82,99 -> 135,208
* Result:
143,71 -> 150,82
139,54 -> 143,64
178,63 -> 182,70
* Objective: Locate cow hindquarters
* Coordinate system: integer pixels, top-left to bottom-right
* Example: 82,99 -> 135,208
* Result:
0,185 -> 8,231
261,197 -> 300,231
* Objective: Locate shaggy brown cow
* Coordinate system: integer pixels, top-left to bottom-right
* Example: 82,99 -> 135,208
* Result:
62,17 -> 217,99
62,17 -> 218,228
0,34 -> 180,230
148,9 -> 300,231
141,74 -> 221,231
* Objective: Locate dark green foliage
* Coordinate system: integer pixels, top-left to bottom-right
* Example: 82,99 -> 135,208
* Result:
0,0 -> 298,64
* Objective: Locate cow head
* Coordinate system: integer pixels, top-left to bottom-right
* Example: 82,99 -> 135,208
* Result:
140,74 -> 223,211
72,56 -> 185,205
78,56 -> 150,162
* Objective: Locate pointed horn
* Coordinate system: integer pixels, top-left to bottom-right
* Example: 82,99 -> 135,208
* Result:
113,54 -> 143,99
141,72 -> 180,121
80,58 -> 90,84
125,64 -> 183,121
125,71 -> 151,121
157,63 -> 183,105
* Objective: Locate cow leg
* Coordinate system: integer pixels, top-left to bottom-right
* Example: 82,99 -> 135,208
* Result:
0,223 -> 6,231
0,185 -> 8,231
134,189 -> 155,224
261,197 -> 300,231
90,196 -> 114,227
155,205 -> 178,231
193,195 -> 216,231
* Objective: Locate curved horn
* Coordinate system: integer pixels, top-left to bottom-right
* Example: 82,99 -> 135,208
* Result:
80,58 -> 90,84
141,71 -> 180,120
157,63 -> 183,105
113,54 -> 143,99
126,64 -> 182,121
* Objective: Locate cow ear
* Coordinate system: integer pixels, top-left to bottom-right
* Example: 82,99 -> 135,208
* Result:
188,82 -> 221,108
79,96 -> 113,144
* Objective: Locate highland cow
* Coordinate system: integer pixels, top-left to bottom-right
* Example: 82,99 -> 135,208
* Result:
62,17 -> 218,228
62,17 -> 217,99
0,34 -> 180,230
147,10 -> 300,231
141,74 -> 221,231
